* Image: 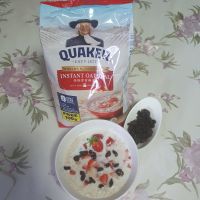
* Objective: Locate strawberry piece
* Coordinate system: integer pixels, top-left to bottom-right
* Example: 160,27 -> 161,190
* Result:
88,135 -> 103,152
86,159 -> 98,171
106,137 -> 115,146
92,140 -> 103,152
99,174 -> 108,185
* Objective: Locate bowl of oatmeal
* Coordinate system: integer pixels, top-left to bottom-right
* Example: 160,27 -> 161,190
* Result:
87,92 -> 123,119
55,120 -> 138,200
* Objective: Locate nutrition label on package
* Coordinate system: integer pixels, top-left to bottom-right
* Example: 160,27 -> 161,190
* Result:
57,93 -> 81,122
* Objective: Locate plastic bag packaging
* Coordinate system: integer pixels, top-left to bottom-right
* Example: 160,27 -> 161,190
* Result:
40,0 -> 134,127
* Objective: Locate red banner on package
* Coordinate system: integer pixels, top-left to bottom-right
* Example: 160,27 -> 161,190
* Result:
57,69 -> 113,91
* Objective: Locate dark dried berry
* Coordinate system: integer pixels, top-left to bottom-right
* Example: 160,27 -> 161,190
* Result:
116,169 -> 124,176
109,178 -> 113,187
89,150 -> 94,155
98,184 -> 104,188
104,163 -> 110,168
80,151 -> 88,157
64,166 -> 71,170
97,167 -> 104,172
113,163 -> 119,168
91,154 -> 96,160
73,155 -> 80,162
80,170 -> 85,176
89,177 -> 96,184
80,175 -> 86,181
112,150 -> 118,157
127,109 -> 156,145
105,151 -> 111,158
90,152 -> 97,160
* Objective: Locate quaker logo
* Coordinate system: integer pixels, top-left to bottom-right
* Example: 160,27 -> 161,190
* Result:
59,19 -> 110,61
66,19 -> 104,47
59,47 -> 111,61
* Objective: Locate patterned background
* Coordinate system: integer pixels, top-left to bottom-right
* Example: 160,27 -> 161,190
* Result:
0,0 -> 200,200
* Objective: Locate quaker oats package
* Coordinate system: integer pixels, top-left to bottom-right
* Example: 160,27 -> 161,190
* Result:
40,0 -> 134,127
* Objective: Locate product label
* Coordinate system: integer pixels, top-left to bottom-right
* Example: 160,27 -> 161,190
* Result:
57,93 -> 81,122
57,66 -> 113,91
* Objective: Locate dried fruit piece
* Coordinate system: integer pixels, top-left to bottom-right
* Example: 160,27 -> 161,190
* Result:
112,150 -> 118,157
98,184 -> 104,188
64,166 -> 71,170
79,150 -> 88,157
115,169 -> 124,176
89,177 -> 96,184
80,171 -> 86,181
97,167 -> 104,172
104,163 -> 110,168
73,155 -> 80,162
105,150 -> 111,158
106,137 -> 115,146
99,174 -> 108,185
109,178 -> 113,187
113,163 -> 119,168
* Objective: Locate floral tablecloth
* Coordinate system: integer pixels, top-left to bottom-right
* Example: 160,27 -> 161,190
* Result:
0,0 -> 200,200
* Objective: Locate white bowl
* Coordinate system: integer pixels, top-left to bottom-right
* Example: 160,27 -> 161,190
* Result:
124,97 -> 162,149
55,119 -> 138,200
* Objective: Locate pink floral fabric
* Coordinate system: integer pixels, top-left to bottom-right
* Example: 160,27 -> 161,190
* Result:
0,0 -> 200,200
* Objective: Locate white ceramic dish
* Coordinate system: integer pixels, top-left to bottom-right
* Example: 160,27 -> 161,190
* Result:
124,97 -> 162,149
55,119 -> 138,200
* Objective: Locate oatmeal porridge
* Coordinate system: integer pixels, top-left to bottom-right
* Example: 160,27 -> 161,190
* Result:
62,132 -> 132,199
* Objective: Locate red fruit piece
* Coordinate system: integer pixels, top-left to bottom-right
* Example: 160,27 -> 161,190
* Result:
106,137 -> 115,146
86,159 -> 98,171
99,174 -> 108,185
88,135 -> 103,152
92,140 -> 103,152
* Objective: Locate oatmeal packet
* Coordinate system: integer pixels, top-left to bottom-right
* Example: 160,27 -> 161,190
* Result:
40,0 -> 134,127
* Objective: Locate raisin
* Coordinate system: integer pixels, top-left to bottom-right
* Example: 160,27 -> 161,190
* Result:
127,109 -> 156,144
89,177 -> 95,184
109,178 -> 113,187
112,150 -> 118,157
63,166 -> 71,170
80,171 -> 86,176
98,184 -> 104,188
116,169 -> 124,176
104,163 -> 110,168
89,150 -> 94,155
105,151 -> 111,158
80,175 -> 86,181
97,167 -> 104,172
90,152 -> 97,160
80,151 -> 88,157
113,163 -> 119,168
73,155 -> 80,162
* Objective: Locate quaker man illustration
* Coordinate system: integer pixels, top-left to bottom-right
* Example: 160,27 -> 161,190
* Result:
66,19 -> 104,47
